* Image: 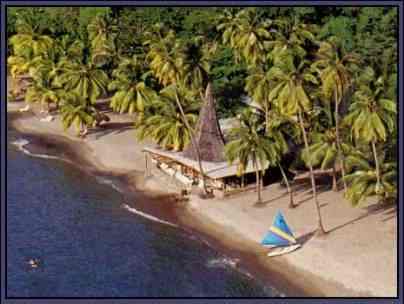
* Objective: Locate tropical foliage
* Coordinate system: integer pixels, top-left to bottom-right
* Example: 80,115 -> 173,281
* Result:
135,85 -> 199,151
7,7 -> 398,231
225,109 -> 281,204
108,55 -> 155,114
60,92 -> 96,135
54,61 -> 109,104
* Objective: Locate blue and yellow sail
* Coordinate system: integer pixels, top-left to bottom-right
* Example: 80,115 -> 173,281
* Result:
261,211 -> 297,247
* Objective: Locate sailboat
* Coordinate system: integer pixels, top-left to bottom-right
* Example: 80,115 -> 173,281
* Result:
261,211 -> 301,257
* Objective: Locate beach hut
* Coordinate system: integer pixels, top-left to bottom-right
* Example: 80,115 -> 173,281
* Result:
183,83 -> 226,163
142,84 -> 258,197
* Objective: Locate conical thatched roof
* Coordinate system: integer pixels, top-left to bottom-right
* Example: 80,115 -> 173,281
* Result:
183,83 -> 225,162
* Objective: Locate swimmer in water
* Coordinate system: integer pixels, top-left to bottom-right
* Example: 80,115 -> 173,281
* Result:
28,258 -> 40,268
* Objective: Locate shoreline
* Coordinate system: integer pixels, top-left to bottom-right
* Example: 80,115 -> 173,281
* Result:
6,102 -> 397,297
7,111 -> 306,297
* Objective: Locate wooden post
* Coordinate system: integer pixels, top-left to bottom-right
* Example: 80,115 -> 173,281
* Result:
144,152 -> 151,178
172,166 -> 177,183
144,152 -> 148,177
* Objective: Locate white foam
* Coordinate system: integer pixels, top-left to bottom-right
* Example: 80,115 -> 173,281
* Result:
11,138 -> 30,147
11,138 -> 62,161
95,176 -> 123,193
206,257 -> 240,269
121,203 -> 178,228
207,257 -> 286,295
186,234 -> 214,249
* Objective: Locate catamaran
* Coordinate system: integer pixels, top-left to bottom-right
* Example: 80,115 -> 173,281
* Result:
261,211 -> 301,257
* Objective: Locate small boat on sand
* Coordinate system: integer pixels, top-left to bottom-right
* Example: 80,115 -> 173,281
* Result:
39,115 -> 54,122
261,211 -> 301,257
19,104 -> 30,112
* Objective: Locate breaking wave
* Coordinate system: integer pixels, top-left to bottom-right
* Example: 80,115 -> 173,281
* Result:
206,257 -> 241,270
11,138 -> 62,161
121,203 -> 178,228
95,176 -> 124,193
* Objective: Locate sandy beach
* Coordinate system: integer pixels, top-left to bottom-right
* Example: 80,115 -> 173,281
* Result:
6,95 -> 397,297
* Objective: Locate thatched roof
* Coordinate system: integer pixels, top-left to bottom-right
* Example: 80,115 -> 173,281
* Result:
143,146 -> 259,180
183,83 -> 225,162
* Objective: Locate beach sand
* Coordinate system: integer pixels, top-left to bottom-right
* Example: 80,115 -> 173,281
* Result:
6,96 -> 397,297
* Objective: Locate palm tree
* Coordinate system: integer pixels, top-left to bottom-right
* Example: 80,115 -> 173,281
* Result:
268,53 -> 326,235
7,20 -> 53,98
173,85 -> 212,197
24,82 -> 60,112
7,55 -> 33,79
344,68 -> 396,193
54,61 -> 109,104
60,92 -> 96,136
176,36 -> 216,92
302,129 -> 339,191
312,37 -> 358,192
225,109 -> 279,204
266,109 -> 301,208
216,8 -> 240,48
145,29 -> 215,197
56,35 -> 85,63
144,29 -> 180,86
29,51 -> 66,88
268,17 -> 316,61
23,53 -> 64,112
9,23 -> 54,59
245,66 -> 272,132
344,151 -> 397,206
135,84 -> 199,152
219,8 -> 272,66
87,14 -> 118,66
108,55 -> 156,114
7,55 -> 33,98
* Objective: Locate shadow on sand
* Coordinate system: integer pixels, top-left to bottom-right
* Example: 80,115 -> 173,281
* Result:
326,202 -> 396,234
296,230 -> 316,245
87,121 -> 134,140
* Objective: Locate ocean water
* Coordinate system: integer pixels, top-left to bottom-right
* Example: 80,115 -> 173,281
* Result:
6,130 -> 283,297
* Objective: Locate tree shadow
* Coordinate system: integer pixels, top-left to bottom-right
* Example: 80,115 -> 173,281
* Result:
296,230 -> 316,245
255,191 -> 290,207
326,201 -> 397,234
292,173 -> 334,191
290,182 -> 311,193
382,215 -> 396,222
294,184 -> 330,207
86,122 -> 134,140
94,96 -> 112,109
295,195 -> 312,206
253,201 -> 268,208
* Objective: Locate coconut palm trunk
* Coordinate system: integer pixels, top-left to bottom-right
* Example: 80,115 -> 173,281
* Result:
298,109 -> 326,235
80,122 -> 88,137
264,101 -> 269,134
279,164 -> 295,208
12,78 -> 21,97
332,164 -> 338,192
371,140 -> 381,191
254,158 -> 262,203
174,92 -> 209,197
334,89 -> 347,192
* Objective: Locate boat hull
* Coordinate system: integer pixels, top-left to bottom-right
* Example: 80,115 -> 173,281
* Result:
266,244 -> 301,257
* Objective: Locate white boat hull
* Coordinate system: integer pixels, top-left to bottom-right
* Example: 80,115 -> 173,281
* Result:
267,244 -> 301,257
19,105 -> 30,112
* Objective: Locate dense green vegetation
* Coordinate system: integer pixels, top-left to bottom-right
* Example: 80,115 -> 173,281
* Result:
7,7 -> 397,234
